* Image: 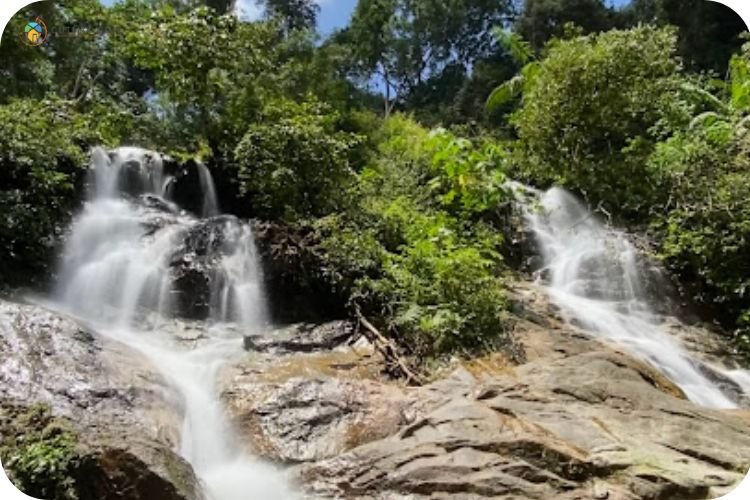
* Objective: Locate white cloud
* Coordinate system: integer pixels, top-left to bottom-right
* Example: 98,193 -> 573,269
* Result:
234,0 -> 263,21
234,0 -> 333,21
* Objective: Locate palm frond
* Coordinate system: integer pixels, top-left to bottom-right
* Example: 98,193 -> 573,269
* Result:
492,27 -> 533,66
679,82 -> 727,113
485,74 -> 524,113
689,111 -> 725,132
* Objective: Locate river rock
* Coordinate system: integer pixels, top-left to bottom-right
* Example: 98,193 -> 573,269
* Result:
242,321 -> 355,353
0,298 -> 202,500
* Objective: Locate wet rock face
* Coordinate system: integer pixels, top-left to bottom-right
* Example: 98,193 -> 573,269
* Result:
169,159 -> 210,217
110,152 -> 207,218
0,300 -> 180,440
0,299 -> 201,500
140,194 -> 180,217
168,216 -> 237,320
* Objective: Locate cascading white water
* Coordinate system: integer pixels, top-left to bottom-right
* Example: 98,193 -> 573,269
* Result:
211,220 -> 267,327
514,184 -> 748,409
53,147 -> 296,499
196,161 -> 220,218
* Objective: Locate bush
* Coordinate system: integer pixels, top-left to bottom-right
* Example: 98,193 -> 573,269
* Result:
647,45 -> 750,357
314,116 -> 511,360
0,404 -> 80,500
514,26 -> 684,217
652,134 -> 750,359
234,99 -> 363,220
0,98 -> 95,284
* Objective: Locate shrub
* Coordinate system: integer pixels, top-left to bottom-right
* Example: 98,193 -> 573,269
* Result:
234,99 -> 363,220
0,98 -> 94,284
315,116 -> 511,360
513,26 -> 684,217
647,46 -> 750,356
0,404 -> 80,500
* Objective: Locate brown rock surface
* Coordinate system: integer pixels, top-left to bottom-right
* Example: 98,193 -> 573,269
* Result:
293,284 -> 750,499
221,321 -> 416,463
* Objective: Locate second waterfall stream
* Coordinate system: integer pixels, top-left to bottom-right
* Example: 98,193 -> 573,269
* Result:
51,147 -> 298,500
513,183 -> 750,409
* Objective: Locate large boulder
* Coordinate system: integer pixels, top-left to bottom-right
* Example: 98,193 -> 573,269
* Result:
298,349 -> 750,500
0,298 -> 202,500
227,376 -> 416,464
295,283 -> 750,500
221,321 -> 411,463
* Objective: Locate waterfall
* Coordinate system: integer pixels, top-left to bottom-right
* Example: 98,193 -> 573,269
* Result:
513,183 -> 748,409
53,147 -> 296,500
197,161 -> 220,217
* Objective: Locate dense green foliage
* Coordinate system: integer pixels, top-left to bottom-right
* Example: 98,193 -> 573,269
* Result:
622,0 -> 747,72
0,98 -> 94,282
513,26 -> 683,215
261,0 -> 320,33
1,0 -> 749,361
648,44 -> 750,353
516,0 -> 618,51
312,117 -> 510,357
342,0 -> 516,122
234,99 -> 362,220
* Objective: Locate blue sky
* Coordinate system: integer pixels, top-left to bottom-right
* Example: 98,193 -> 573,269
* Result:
102,1 -> 633,36
233,0 -> 355,34
246,0 -> 634,35
98,0 -> 357,35
308,0 -> 632,35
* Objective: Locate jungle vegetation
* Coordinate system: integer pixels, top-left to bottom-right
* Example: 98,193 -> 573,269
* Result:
1,0 -> 748,361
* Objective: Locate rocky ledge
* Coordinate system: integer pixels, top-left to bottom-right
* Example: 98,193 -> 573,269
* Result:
219,284 -> 750,500
0,299 -> 202,500
2,281 -> 750,500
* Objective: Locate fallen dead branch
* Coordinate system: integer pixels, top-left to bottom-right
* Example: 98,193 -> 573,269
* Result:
354,307 -> 424,386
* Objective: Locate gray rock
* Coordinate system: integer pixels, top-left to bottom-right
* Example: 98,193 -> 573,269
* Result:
168,215 -> 243,320
243,321 -> 355,353
224,373 -> 414,463
0,298 -> 201,500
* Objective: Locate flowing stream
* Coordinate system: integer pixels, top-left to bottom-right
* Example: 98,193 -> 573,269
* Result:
52,147 -> 296,500
514,184 -> 750,409
45,146 -> 750,497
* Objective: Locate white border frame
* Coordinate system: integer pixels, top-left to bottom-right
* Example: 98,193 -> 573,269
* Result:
0,0 -> 749,499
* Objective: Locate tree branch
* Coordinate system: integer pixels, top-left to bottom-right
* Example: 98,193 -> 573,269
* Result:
354,306 -> 424,385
